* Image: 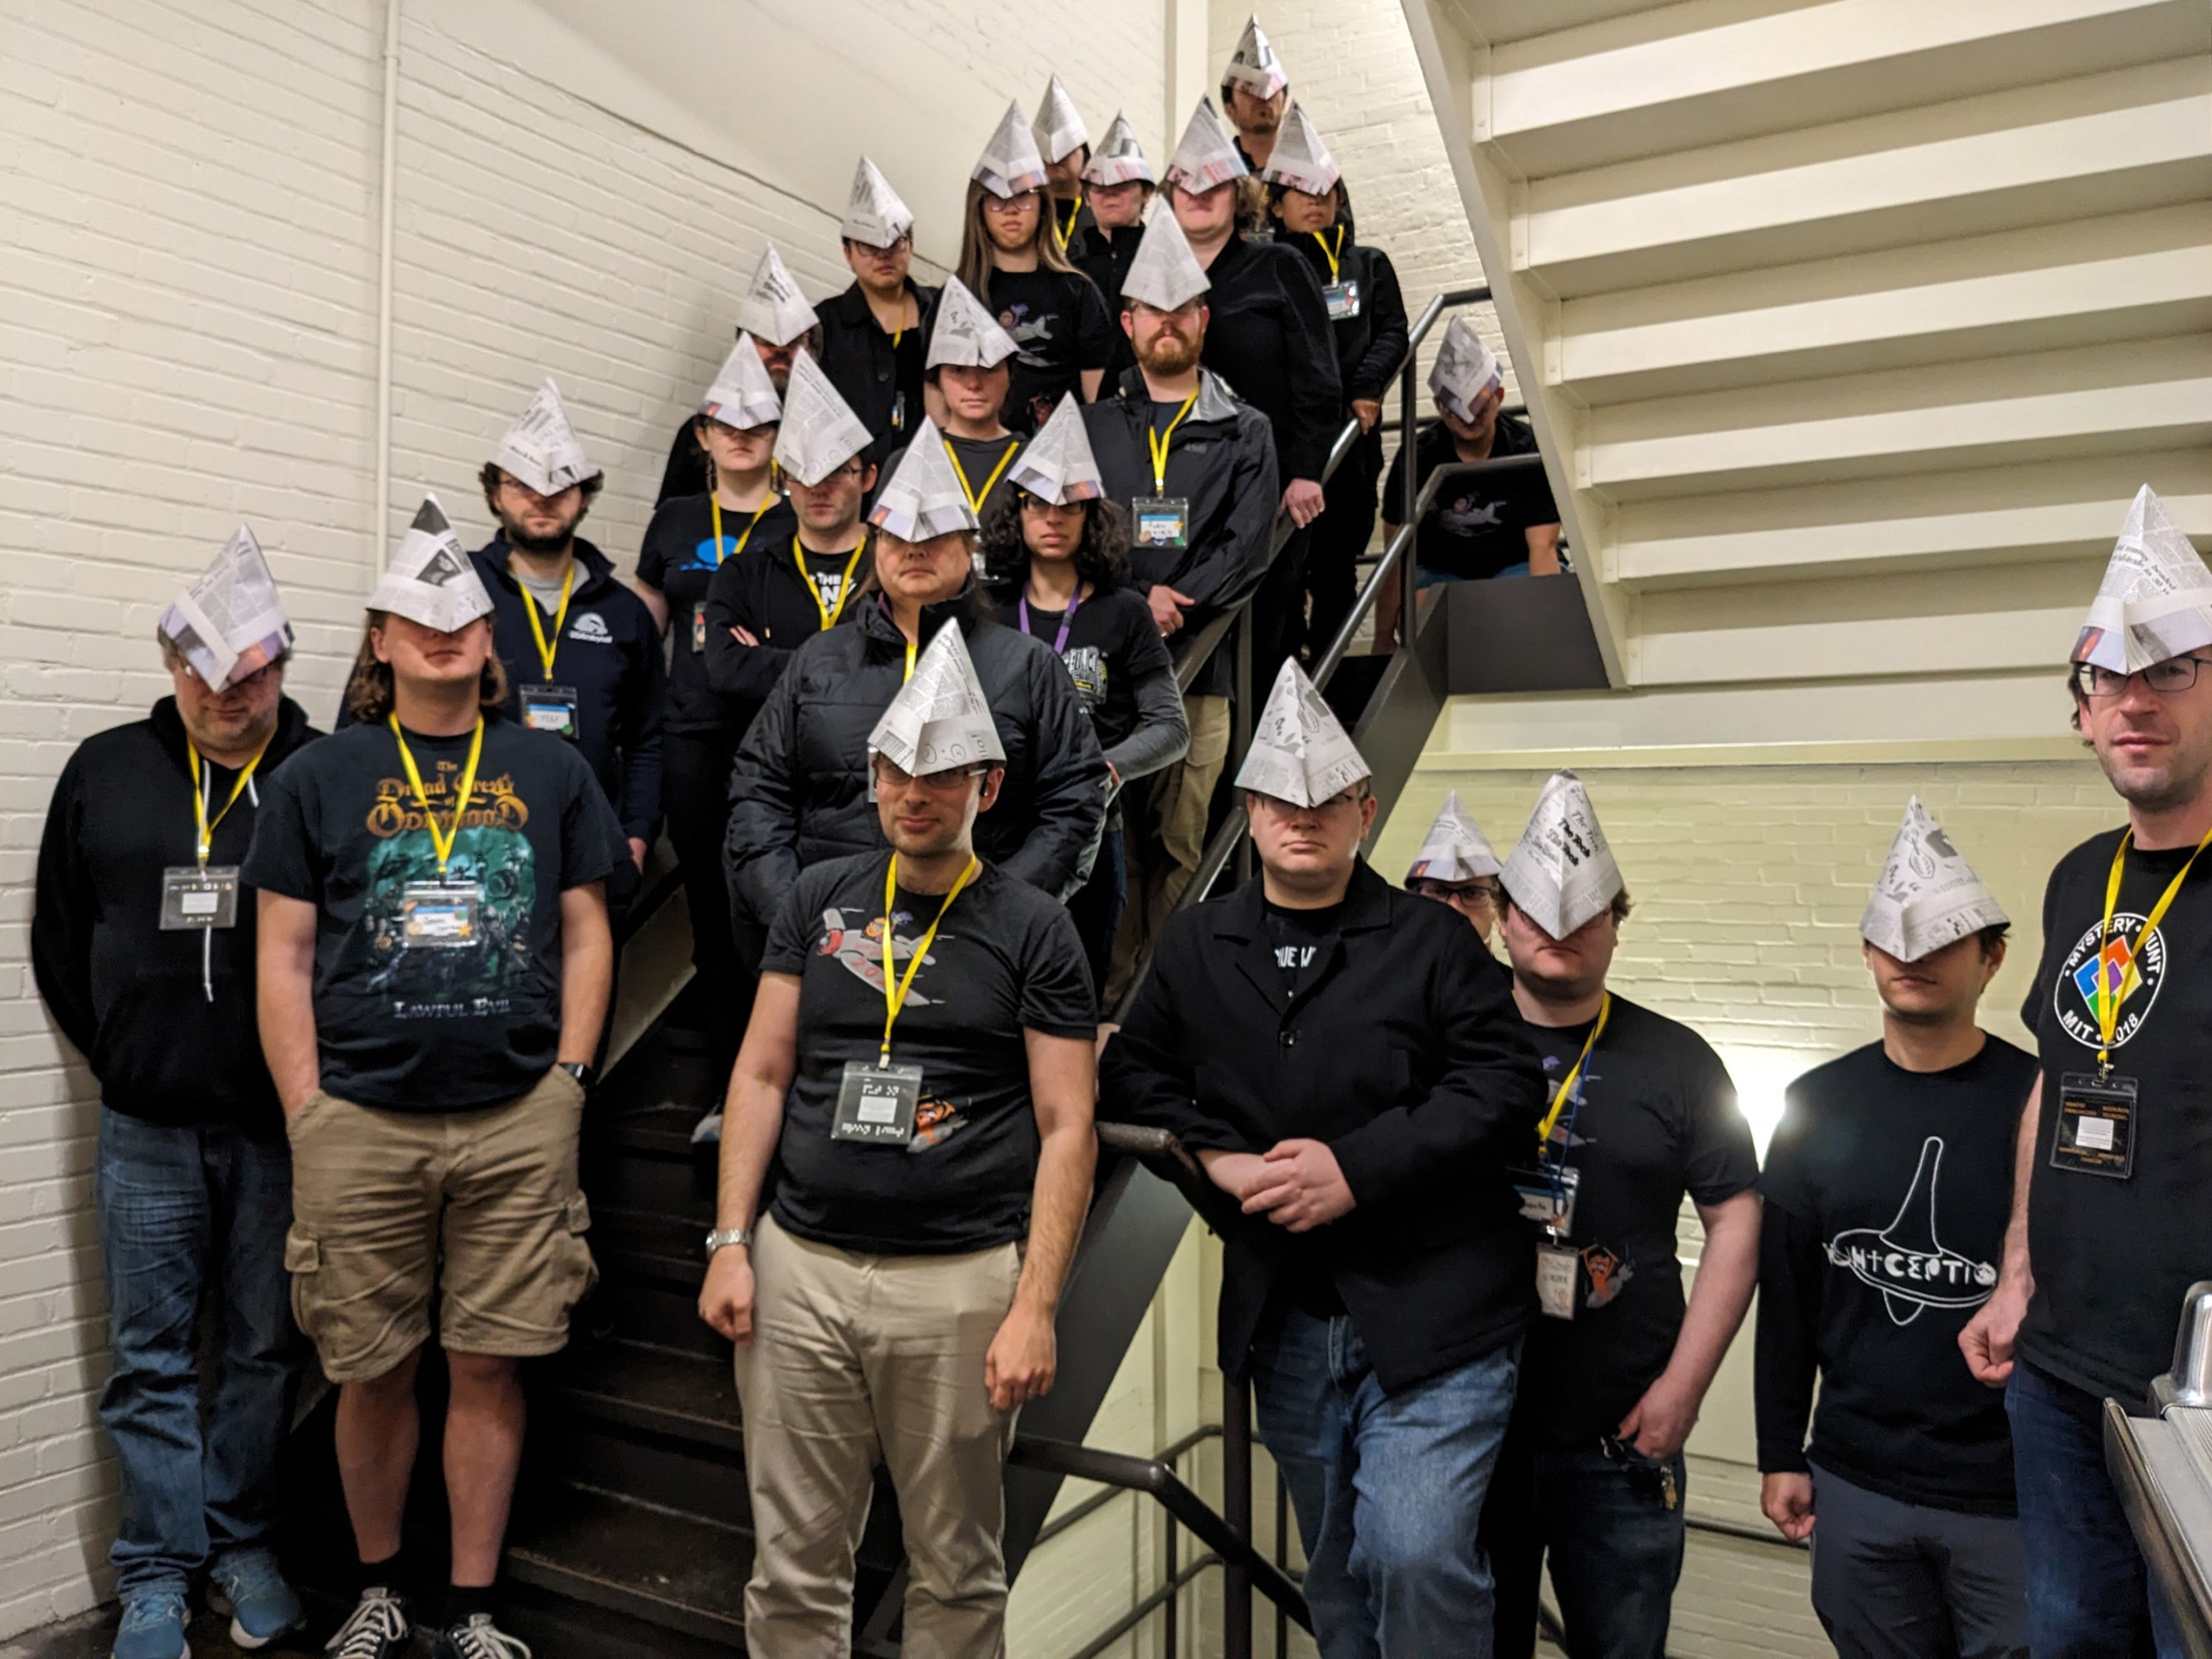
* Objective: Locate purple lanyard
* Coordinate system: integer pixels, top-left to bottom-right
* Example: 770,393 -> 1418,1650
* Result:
1018,588 -> 1080,654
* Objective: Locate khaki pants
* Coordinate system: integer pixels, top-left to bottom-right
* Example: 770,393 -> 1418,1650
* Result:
733,1214 -> 1022,1659
1110,692 -> 1232,1000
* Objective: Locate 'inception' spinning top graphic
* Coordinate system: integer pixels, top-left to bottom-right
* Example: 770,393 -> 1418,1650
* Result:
1826,1136 -> 1997,1326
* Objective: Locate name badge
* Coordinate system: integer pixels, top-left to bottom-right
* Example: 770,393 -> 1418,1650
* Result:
691,601 -> 707,654
401,882 -> 484,949
1133,497 -> 1189,550
521,684 -> 580,740
892,390 -> 907,432
161,865 -> 239,930
1537,1243 -> 1579,1321
1322,280 -> 1362,321
1512,1164 -> 1578,1236
2053,1073 -> 2137,1179
832,1060 -> 922,1146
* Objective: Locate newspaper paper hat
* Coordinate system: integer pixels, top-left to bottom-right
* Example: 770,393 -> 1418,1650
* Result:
698,335 -> 783,430
1223,15 -> 1289,100
925,276 -> 1020,371
2071,485 -> 2212,674
771,353 -> 873,486
1500,771 -> 1624,940
1164,98 -> 1249,193
868,620 -> 1006,775
490,379 -> 600,498
1120,209 -> 1212,311
868,417 -> 980,541
1860,796 -> 2010,964
973,100 -> 1051,199
1008,395 -> 1103,505
1406,791 -> 1501,884
367,495 -> 494,633
734,245 -> 819,347
842,157 -> 914,250
1233,659 -> 1371,806
1429,316 -> 1505,424
1259,104 -> 1339,197
159,524 -> 294,691
1083,112 -> 1155,187
1033,75 -> 1090,166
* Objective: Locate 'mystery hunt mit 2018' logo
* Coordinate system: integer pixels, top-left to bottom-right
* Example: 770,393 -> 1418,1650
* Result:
2053,912 -> 2165,1049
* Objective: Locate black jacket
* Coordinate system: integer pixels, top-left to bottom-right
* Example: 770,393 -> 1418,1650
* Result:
724,586 -> 1109,923
1198,232 -> 1342,484
1071,221 -> 1140,384
33,695 -> 321,1129
818,278 -> 939,471
1102,863 -> 1546,1393
701,529 -> 870,739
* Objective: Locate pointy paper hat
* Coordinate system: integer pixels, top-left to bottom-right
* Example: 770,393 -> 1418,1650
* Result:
973,100 -> 1050,199
1259,103 -> 1339,197
698,335 -> 783,430
1164,98 -> 1249,193
1223,15 -> 1289,99
1033,75 -> 1090,166
367,495 -> 494,633
734,245 -> 819,347
490,378 -> 599,498
1405,791 -> 1500,884
868,418 -> 980,541
1233,659 -> 1371,806
842,156 -> 915,250
771,353 -> 873,486
1430,315 -> 1505,423
1500,771 -> 1623,940
1119,210 -> 1212,311
1007,395 -> 1103,506
1083,112 -> 1155,187
925,276 -> 1020,371
1860,797 -> 2010,964
159,524 -> 294,691
2071,484 -> 2212,674
868,619 -> 1006,774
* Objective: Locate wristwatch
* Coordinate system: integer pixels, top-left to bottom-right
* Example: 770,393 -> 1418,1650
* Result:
704,1227 -> 752,1258
557,1061 -> 594,1087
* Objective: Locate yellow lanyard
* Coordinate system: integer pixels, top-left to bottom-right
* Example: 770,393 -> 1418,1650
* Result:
2092,826 -> 2212,1070
1148,392 -> 1198,494
947,437 -> 1022,518
1057,192 -> 1085,249
1535,993 -> 1612,1147
186,738 -> 267,866
904,638 -> 916,682
709,496 -> 771,568
1312,225 -> 1345,285
878,853 -> 979,1064
518,559 -> 575,682
387,715 -> 485,879
791,535 -> 868,634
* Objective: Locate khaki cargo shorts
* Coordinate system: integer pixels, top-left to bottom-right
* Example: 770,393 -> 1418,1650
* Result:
283,1066 -> 597,1383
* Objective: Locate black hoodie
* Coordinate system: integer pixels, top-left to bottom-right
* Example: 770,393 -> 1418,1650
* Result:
32,695 -> 320,1129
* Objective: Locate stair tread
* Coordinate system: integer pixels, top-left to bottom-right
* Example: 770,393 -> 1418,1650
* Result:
508,1484 -> 752,1638
557,1339 -> 741,1450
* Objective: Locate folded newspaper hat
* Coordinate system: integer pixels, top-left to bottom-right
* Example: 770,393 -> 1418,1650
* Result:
1083,112 -> 1155,187
734,245 -> 819,347
1164,98 -> 1249,194
868,417 -> 980,541
1406,791 -> 1501,884
160,524 -> 294,691
1008,395 -> 1103,506
925,276 -> 1020,371
868,618 -> 1006,774
1860,796 -> 2010,964
973,100 -> 1051,199
1223,15 -> 1289,100
2071,484 -> 2212,674
698,335 -> 783,430
1119,209 -> 1212,311
489,378 -> 600,498
1500,771 -> 1623,940
1259,104 -> 1339,197
771,353 -> 873,486
842,156 -> 915,250
1233,659 -> 1371,806
1430,315 -> 1505,424
1033,75 -> 1090,166
368,495 -> 494,633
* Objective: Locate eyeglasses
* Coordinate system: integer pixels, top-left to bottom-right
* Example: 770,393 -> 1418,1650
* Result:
874,761 -> 988,792
2070,655 -> 2212,698
1019,495 -> 1084,517
1412,880 -> 1498,907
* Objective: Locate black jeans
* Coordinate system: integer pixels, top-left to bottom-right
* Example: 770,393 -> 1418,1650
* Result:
1064,810 -> 1126,1016
664,727 -> 751,1060
1305,435 -> 1380,659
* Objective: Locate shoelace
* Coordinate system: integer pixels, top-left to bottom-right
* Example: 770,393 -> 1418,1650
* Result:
327,1592 -> 409,1658
445,1614 -> 533,1659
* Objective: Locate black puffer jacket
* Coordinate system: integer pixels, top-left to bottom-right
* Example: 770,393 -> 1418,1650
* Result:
723,586 -> 1109,924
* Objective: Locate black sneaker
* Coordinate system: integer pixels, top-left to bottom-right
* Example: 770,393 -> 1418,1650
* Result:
323,1587 -> 411,1659
433,1613 -> 533,1659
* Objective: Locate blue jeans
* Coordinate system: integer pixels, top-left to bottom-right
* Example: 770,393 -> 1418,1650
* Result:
1248,1307 -> 1519,1659
96,1109 -> 299,1598
2007,1360 -> 2182,1659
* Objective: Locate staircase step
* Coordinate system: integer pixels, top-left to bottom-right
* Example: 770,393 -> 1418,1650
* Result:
596,1205 -> 712,1288
499,1579 -> 740,1659
557,1337 -> 741,1453
508,1485 -> 754,1647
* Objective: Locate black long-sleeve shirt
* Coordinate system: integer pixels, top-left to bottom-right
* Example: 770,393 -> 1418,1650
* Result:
1196,232 -> 1341,484
1277,229 -> 1411,406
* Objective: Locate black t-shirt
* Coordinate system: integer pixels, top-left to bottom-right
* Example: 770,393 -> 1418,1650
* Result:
1381,416 -> 1560,581
761,850 -> 1096,1255
1757,1038 -> 2035,1515
637,492 -> 797,732
982,267 -> 1115,431
1262,897 -> 1344,999
2018,829 -> 2212,1401
1005,583 -> 1171,754
878,434 -> 1028,529
1516,995 -> 1760,1447
241,718 -> 625,1112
